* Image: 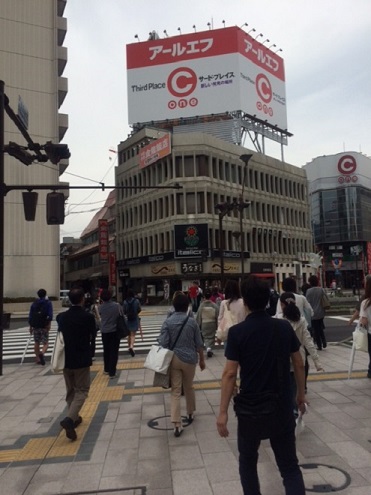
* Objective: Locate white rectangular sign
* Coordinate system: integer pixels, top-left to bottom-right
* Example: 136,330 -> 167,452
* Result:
126,26 -> 287,130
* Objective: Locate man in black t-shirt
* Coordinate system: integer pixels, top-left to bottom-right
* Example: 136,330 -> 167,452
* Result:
217,276 -> 306,495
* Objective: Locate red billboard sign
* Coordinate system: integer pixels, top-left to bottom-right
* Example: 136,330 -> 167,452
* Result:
126,26 -> 287,130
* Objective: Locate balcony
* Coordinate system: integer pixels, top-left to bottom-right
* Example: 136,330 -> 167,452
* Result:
58,46 -> 68,76
58,76 -> 68,108
57,16 -> 67,46
58,113 -> 69,141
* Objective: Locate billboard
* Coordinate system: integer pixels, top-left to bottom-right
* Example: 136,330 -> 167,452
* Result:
174,223 -> 209,259
139,133 -> 171,169
127,26 -> 287,130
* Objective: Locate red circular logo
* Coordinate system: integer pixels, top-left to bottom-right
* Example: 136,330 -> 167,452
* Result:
256,74 -> 272,103
338,155 -> 357,175
167,67 -> 197,98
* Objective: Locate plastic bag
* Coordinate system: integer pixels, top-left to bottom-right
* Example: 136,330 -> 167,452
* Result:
295,403 -> 308,437
353,324 -> 368,352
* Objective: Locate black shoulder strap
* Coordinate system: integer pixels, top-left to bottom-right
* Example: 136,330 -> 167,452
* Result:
272,319 -> 284,396
170,315 -> 189,350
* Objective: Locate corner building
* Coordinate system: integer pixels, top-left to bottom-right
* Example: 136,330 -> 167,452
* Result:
304,152 -> 371,288
115,127 -> 313,298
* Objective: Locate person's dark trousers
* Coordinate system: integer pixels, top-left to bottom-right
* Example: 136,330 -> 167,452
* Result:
289,372 -> 298,417
237,416 -> 305,495
90,327 -> 98,358
368,333 -> 371,376
101,332 -> 120,376
311,318 -> 326,350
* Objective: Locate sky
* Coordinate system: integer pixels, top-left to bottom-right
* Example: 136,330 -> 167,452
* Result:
60,0 -> 371,240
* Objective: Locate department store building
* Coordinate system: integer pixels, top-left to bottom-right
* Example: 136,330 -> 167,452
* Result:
304,152 -> 371,289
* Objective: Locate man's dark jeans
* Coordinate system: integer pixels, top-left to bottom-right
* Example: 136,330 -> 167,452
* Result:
237,415 -> 305,495
101,331 -> 120,377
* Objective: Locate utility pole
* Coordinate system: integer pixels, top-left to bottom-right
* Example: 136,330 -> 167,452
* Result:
239,154 -> 253,280
0,81 -> 5,376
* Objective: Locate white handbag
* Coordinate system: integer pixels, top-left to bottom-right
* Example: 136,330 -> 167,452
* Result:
51,330 -> 65,373
216,301 -> 236,342
144,345 -> 174,374
353,324 -> 368,352
144,315 -> 190,375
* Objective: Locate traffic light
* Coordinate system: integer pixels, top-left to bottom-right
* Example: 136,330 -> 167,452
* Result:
22,192 -> 38,221
46,192 -> 65,224
43,142 -> 70,164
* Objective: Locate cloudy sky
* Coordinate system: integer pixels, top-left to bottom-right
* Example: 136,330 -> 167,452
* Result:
60,0 -> 371,239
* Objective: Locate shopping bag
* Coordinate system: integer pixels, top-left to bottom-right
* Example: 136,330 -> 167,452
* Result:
144,345 -> 174,374
352,324 -> 368,352
51,331 -> 65,374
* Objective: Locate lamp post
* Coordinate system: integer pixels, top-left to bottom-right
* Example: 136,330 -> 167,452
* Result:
215,202 -> 233,289
350,245 -> 362,300
239,154 -> 253,279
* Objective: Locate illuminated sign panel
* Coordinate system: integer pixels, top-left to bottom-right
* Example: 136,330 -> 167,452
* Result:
126,26 -> 287,130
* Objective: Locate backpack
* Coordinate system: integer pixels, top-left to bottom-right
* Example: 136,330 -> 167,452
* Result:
126,300 -> 137,321
266,290 -> 279,316
30,301 -> 48,328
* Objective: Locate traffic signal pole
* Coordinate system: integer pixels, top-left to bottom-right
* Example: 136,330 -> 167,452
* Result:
0,81 -> 6,376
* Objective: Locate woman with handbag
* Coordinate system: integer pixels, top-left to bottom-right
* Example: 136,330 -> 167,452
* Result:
217,280 -> 247,344
158,293 -> 205,437
278,292 -> 324,416
358,274 -> 371,378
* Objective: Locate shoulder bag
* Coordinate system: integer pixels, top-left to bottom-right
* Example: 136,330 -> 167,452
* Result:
116,305 -> 129,340
51,330 -> 65,374
216,301 -> 236,342
146,315 -> 189,387
321,289 -> 331,310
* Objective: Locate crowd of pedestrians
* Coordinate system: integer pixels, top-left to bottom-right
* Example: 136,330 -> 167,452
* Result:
27,273 -> 348,494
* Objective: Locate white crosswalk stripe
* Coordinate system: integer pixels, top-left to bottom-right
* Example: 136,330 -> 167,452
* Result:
3,316 -> 166,364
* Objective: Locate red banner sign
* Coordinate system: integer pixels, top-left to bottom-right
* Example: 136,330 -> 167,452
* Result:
109,252 -> 116,286
98,219 -> 109,263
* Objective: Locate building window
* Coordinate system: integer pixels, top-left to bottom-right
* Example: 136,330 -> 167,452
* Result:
184,155 -> 194,177
176,193 -> 184,214
196,155 -> 209,176
186,193 -> 196,214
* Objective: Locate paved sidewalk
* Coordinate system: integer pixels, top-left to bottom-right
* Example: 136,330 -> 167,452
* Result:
0,342 -> 370,494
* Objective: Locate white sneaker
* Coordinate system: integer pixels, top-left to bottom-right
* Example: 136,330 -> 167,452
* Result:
174,426 -> 183,437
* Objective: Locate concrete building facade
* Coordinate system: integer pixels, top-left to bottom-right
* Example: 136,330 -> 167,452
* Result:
0,0 -> 68,297
115,127 -> 314,299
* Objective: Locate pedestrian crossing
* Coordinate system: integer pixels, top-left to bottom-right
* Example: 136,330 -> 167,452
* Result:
3,318 -> 165,364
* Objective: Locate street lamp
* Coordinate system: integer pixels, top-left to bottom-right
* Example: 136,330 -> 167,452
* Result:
239,154 -> 253,279
350,245 -> 362,300
215,202 -> 234,289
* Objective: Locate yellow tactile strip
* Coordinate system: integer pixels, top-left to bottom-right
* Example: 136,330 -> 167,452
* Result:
0,362 -> 368,464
